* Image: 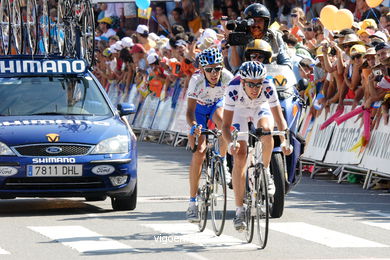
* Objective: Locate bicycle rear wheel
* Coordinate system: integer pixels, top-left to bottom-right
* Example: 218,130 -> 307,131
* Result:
210,157 -> 227,236
25,0 -> 38,54
11,0 -> 23,54
244,168 -> 255,243
256,166 -> 269,249
55,0 -> 66,54
197,160 -> 209,232
0,0 -> 11,55
81,0 -> 95,66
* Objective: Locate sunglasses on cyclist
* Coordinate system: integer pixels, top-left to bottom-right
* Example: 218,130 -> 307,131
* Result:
204,66 -> 223,73
249,53 -> 266,60
221,45 -> 230,50
244,80 -> 263,89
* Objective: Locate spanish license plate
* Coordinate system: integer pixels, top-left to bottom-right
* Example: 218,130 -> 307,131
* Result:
27,165 -> 82,177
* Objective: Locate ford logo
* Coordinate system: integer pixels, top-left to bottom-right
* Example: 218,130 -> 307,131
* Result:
45,146 -> 63,154
92,165 -> 115,175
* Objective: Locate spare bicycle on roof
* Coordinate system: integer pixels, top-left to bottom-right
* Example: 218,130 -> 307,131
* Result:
0,0 -> 95,67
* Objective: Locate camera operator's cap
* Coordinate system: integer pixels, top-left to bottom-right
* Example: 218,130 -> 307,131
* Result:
147,53 -> 159,65
98,17 -> 113,25
375,42 -> 390,52
364,47 -> 376,56
121,37 -> 134,48
136,24 -> 149,36
340,34 -> 364,46
361,19 -> 378,30
350,44 -> 366,56
129,43 -> 146,54
369,31 -> 387,43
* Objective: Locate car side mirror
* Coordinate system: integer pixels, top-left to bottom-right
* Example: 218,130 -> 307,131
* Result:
117,103 -> 136,116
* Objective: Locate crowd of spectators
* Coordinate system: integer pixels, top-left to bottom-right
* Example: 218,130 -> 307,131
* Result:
91,0 -> 390,127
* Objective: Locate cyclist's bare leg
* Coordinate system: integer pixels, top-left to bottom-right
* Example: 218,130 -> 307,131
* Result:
189,134 -> 207,198
212,107 -> 227,157
257,117 -> 274,168
232,140 -> 247,207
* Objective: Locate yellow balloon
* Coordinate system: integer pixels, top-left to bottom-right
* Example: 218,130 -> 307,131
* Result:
366,0 -> 383,8
334,9 -> 354,31
320,5 -> 338,30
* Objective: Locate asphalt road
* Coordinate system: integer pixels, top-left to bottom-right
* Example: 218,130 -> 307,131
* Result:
0,142 -> 389,260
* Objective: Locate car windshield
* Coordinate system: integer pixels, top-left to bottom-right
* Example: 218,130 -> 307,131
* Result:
0,76 -> 113,116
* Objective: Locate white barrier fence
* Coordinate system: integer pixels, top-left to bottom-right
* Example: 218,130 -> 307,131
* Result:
301,104 -> 390,189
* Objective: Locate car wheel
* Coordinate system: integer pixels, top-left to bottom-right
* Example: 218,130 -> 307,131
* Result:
111,184 -> 137,211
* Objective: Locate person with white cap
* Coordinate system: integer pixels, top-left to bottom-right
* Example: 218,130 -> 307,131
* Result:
121,37 -> 134,48
135,24 -> 156,52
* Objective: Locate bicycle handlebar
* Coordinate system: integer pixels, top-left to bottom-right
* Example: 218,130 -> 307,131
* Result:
190,129 -> 222,153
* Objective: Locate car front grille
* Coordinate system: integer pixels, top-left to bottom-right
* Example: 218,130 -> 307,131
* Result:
2,177 -> 105,190
13,144 -> 93,156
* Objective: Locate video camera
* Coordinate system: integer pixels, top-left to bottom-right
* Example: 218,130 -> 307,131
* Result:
226,17 -> 254,46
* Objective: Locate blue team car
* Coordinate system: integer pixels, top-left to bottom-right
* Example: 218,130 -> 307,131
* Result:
0,57 -> 138,211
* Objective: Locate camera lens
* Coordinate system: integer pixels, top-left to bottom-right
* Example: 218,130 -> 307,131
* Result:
247,18 -> 254,26
226,20 -> 236,30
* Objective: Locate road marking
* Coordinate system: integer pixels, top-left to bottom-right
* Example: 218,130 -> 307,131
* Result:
29,226 -> 135,254
143,223 -> 258,250
270,222 -> 389,248
0,247 -> 10,255
361,221 -> 390,231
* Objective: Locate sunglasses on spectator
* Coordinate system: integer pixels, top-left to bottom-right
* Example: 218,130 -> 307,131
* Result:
291,13 -> 298,17
351,54 -> 363,59
204,66 -> 223,73
244,80 -> 263,89
304,27 -> 313,32
250,53 -> 266,60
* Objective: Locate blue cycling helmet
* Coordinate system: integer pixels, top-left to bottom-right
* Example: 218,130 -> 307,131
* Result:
198,47 -> 223,67
239,61 -> 267,80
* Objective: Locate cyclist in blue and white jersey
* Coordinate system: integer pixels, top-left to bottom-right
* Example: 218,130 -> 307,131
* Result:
221,61 -> 292,231
186,47 -> 234,222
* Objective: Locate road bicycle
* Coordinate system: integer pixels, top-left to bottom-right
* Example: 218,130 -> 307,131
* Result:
191,128 -> 227,236
231,123 -> 288,248
0,0 -> 11,54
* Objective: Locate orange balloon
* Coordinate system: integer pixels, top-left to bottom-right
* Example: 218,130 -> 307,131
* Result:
334,9 -> 354,31
366,0 -> 383,8
320,5 -> 338,31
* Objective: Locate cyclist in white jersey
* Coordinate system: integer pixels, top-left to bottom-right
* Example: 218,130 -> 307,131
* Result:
186,47 -> 234,222
222,61 -> 292,231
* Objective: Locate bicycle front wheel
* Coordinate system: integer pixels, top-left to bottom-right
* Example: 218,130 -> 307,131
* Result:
11,0 -> 23,54
244,168 -> 255,243
210,157 -> 227,236
81,0 -> 95,66
256,166 -> 269,249
25,0 -> 38,54
197,160 -> 209,232
0,0 -> 11,55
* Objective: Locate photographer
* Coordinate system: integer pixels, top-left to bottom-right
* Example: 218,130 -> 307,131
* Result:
228,3 -> 292,71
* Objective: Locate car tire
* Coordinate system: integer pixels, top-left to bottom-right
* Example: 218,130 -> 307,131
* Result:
111,184 -> 137,211
85,195 -> 107,202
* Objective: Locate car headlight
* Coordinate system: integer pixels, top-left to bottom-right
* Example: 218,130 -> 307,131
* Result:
0,142 -> 15,156
91,135 -> 129,154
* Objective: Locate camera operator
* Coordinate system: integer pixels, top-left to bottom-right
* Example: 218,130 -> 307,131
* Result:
227,3 -> 292,71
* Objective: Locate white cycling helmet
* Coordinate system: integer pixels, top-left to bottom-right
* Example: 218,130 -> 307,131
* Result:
197,47 -> 223,67
239,61 -> 267,80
